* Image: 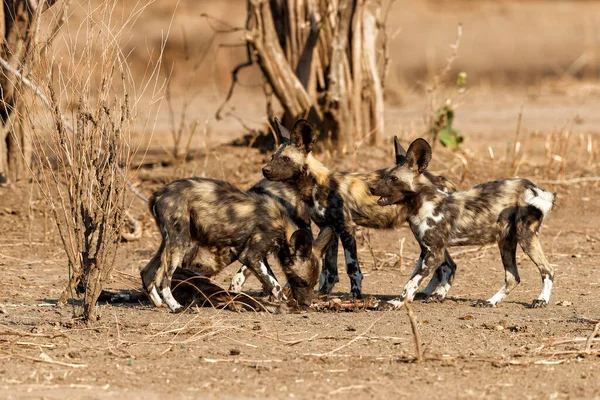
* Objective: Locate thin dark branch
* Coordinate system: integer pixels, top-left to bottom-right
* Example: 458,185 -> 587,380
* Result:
215,44 -> 253,120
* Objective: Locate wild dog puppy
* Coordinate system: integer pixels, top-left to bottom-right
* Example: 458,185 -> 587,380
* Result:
261,119 -> 458,299
229,123 -> 314,293
140,178 -> 333,312
372,138 -> 556,308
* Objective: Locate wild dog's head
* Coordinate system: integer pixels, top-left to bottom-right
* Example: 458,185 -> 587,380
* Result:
262,118 -> 317,182
372,138 -> 432,206
279,226 -> 334,306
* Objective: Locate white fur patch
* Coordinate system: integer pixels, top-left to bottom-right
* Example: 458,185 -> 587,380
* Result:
149,286 -> 163,307
229,267 -> 247,293
432,283 -> 450,298
162,286 -> 182,312
387,298 -> 404,309
402,274 -> 422,301
538,277 -> 553,303
487,284 -> 507,306
524,188 -> 555,217
410,201 -> 443,238
257,261 -> 286,300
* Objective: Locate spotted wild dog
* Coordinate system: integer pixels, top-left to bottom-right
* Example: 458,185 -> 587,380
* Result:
256,119 -> 459,300
228,175 -> 313,294
140,178 -> 334,312
372,138 -> 556,308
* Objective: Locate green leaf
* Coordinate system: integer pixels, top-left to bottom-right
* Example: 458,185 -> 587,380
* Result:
438,126 -> 463,150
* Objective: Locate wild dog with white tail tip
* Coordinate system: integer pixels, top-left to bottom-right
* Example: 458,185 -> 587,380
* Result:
372,138 -> 556,308
140,178 -> 334,312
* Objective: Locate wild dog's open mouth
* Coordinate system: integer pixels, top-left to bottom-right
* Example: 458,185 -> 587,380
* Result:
377,196 -> 393,206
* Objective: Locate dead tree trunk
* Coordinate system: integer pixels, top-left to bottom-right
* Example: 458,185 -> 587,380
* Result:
0,0 -> 59,183
226,0 -> 390,152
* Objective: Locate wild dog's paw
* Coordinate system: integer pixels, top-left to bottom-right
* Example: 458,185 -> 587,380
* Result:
147,286 -> 163,307
473,299 -> 494,308
531,299 -> 548,308
267,286 -> 288,303
413,292 -> 429,301
425,293 -> 446,303
318,274 -> 339,295
383,299 -> 404,310
170,304 -> 186,313
350,290 -> 363,300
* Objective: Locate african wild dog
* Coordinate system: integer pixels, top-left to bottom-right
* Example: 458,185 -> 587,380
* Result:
256,119 -> 459,300
228,176 -> 313,294
140,178 -> 334,312
372,138 -> 556,308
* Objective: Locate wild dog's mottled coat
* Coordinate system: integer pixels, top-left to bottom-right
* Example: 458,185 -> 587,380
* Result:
140,178 -> 333,311
228,178 -> 313,293
261,119 -> 458,298
373,138 -> 556,308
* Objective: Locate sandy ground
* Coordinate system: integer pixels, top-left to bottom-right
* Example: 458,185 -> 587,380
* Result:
1,93 -> 600,397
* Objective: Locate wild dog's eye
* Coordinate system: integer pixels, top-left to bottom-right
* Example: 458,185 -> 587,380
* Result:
282,156 -> 290,162
391,176 -> 398,182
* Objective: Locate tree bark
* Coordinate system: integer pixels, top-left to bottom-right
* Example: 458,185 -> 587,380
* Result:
0,0 -> 48,183
239,0 -> 389,152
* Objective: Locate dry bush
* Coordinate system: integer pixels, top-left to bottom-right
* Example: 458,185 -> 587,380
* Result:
12,0 -> 165,324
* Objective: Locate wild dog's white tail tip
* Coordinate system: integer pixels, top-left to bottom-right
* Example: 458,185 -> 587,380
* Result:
524,187 -> 555,217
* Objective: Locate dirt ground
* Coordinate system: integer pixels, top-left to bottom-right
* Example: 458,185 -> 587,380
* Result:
2,0 -> 600,399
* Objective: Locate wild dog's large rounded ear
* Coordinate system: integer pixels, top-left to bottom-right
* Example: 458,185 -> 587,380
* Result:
290,229 -> 313,260
273,117 -> 291,145
290,119 -> 317,153
405,138 -> 432,174
312,226 -> 334,258
394,136 -> 407,165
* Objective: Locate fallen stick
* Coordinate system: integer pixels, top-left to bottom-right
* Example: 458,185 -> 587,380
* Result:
3,352 -> 87,368
585,322 -> 600,353
405,302 -> 423,362
0,328 -> 65,339
203,358 -> 283,363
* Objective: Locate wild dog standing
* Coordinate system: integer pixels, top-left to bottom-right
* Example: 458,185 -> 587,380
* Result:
260,119 -> 458,299
372,138 -> 556,308
140,178 -> 334,312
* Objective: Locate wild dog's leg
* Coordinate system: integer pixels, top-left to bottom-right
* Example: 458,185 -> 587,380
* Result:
252,260 -> 286,301
230,261 -> 278,294
157,245 -> 185,312
229,266 -> 252,293
239,247 -> 286,302
414,252 -> 457,301
140,241 -> 164,307
339,230 -> 363,298
478,236 -> 520,307
418,270 -> 440,299
519,235 -> 554,308
389,248 -> 444,308
430,251 -> 458,300
319,231 -> 339,295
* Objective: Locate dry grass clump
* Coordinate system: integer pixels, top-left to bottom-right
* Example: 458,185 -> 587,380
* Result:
13,0 -> 165,324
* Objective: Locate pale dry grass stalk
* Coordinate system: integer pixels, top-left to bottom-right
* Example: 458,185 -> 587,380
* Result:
423,23 -> 463,147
